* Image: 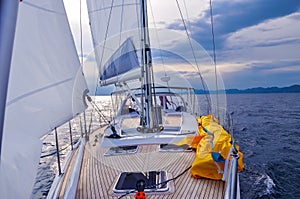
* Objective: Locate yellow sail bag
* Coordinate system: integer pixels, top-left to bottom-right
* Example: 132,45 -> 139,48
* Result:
190,114 -> 244,180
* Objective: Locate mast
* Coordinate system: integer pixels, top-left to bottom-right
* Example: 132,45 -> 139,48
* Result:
0,0 -> 19,159
140,0 -> 157,131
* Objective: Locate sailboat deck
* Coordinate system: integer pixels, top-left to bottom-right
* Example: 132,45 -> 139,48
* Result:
65,128 -> 225,199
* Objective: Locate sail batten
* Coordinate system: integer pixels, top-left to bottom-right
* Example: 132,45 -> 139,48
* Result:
22,1 -> 66,15
6,77 -> 74,107
88,2 -> 139,13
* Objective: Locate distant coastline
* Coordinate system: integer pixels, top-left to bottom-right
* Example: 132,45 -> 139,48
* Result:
95,84 -> 300,95
195,84 -> 300,94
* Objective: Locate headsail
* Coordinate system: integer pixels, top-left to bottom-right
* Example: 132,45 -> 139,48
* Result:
86,0 -> 142,86
100,38 -> 140,86
0,1 -> 88,198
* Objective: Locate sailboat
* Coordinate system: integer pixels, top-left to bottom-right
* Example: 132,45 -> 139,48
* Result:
0,0 -> 244,199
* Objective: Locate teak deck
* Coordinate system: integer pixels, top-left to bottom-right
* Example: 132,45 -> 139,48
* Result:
59,128 -> 225,199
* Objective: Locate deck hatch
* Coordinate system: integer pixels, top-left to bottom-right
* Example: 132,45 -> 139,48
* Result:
104,145 -> 138,156
159,144 -> 192,152
113,171 -> 169,193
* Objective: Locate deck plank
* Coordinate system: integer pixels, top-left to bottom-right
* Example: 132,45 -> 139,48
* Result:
72,129 -> 225,198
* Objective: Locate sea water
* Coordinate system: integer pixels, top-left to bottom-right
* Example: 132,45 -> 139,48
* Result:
227,93 -> 300,199
31,93 -> 300,199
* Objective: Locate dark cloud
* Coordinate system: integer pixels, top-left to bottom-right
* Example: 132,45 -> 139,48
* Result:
210,0 -> 300,33
167,0 -> 300,51
254,38 -> 300,48
163,0 -> 300,89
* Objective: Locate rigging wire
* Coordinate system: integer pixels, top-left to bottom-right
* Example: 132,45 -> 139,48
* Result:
148,0 -> 162,116
148,0 -> 173,101
115,0 -> 125,84
94,0 -> 115,96
79,0 -> 93,134
209,0 -> 220,119
119,0 -> 125,45
175,0 -> 211,113
79,0 -> 83,66
93,0 -> 114,104
148,1 -> 167,77
99,0 -> 115,68
86,95 -> 110,124
88,1 -> 117,130
183,0 -> 192,33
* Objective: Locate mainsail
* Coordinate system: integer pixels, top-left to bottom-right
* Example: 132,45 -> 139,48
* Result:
86,0 -> 142,86
0,1 -> 88,199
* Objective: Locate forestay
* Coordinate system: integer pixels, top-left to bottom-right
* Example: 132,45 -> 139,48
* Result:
86,0 -> 142,86
0,1 -> 88,199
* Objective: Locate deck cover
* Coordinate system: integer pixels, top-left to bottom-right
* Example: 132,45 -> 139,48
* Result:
190,114 -> 244,180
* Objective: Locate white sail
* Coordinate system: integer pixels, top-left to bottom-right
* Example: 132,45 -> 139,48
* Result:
86,0 -> 142,85
0,1 -> 88,199
100,38 -> 140,85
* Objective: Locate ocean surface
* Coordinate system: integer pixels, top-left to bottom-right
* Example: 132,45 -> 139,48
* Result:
227,93 -> 300,199
31,93 -> 300,199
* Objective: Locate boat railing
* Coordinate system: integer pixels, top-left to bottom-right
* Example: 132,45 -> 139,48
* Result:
224,148 -> 240,199
210,105 -> 233,132
39,109 -> 101,166
37,101 -> 109,198
211,105 -> 240,199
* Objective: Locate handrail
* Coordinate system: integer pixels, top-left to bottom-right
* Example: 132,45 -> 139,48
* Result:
46,139 -> 82,199
224,149 -> 239,199
37,98 -> 105,198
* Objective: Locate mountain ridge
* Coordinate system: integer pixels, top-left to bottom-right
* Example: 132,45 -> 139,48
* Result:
195,84 -> 300,94
95,84 -> 300,95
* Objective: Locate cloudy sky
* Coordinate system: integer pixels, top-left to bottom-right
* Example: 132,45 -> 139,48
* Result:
187,0 -> 300,89
64,0 -> 300,90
